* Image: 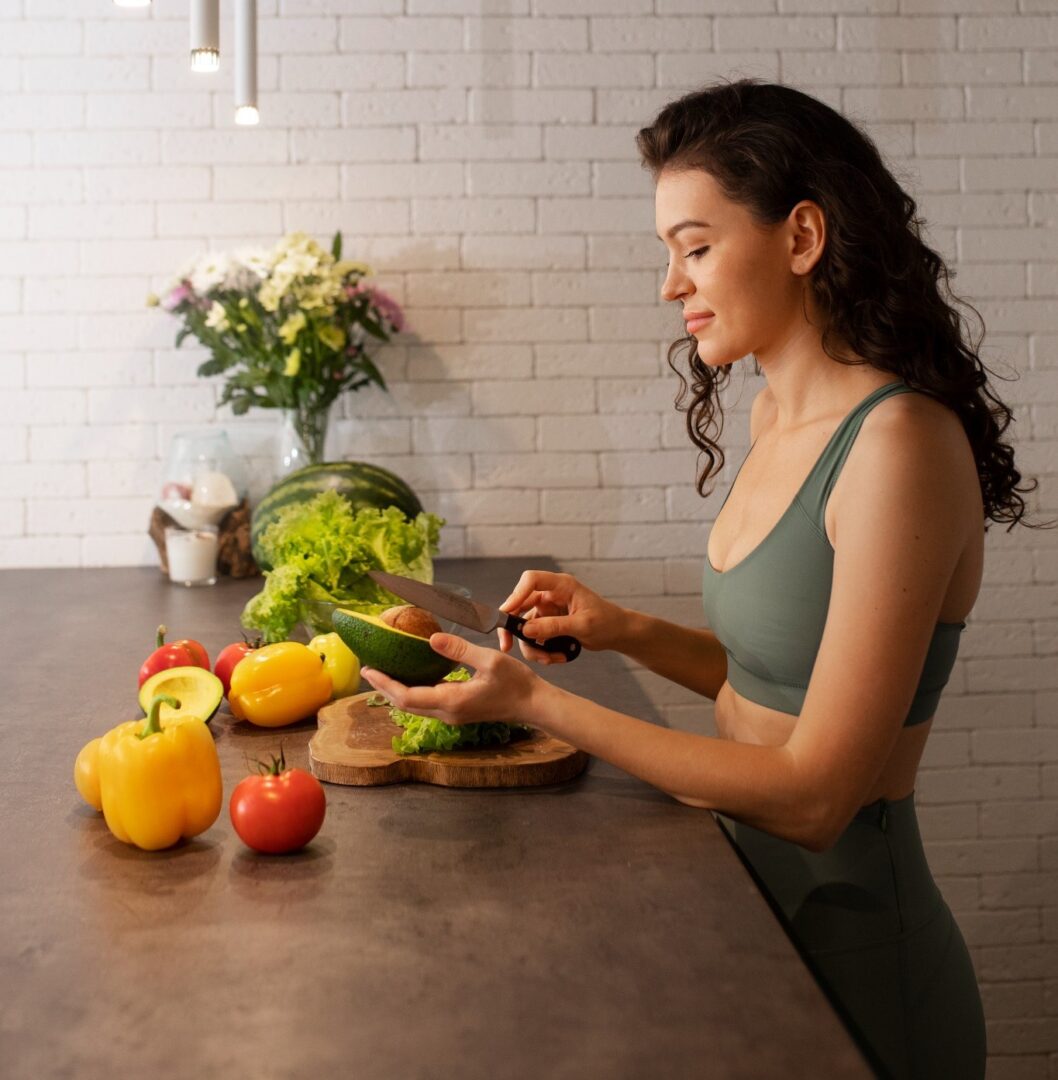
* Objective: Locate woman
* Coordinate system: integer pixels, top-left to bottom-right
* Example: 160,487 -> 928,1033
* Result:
361,80 -> 1041,1079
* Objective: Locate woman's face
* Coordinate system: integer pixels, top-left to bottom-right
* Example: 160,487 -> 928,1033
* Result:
655,167 -> 819,368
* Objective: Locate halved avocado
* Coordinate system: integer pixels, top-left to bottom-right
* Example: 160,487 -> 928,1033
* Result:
332,608 -> 455,686
138,666 -> 224,724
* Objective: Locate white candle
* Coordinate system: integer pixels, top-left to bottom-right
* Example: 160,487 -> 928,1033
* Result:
165,527 -> 218,587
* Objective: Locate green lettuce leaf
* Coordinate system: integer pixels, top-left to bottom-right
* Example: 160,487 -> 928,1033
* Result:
375,668 -> 533,755
239,563 -> 307,645
241,489 -> 445,642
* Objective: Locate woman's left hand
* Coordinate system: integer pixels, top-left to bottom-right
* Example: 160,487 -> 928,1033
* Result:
359,632 -> 546,728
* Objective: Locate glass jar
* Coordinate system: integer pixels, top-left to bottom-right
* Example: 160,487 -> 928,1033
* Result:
160,429 -> 248,530
165,524 -> 219,587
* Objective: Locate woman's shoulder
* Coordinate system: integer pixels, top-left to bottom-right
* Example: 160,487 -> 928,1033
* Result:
861,385 -> 970,465
837,384 -> 982,528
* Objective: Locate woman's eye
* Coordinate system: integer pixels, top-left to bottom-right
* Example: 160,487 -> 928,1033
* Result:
686,246 -> 710,260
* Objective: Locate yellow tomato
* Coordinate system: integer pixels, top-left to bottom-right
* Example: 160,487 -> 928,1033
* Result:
308,632 -> 360,698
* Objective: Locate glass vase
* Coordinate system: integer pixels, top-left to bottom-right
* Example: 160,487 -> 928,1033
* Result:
275,404 -> 333,479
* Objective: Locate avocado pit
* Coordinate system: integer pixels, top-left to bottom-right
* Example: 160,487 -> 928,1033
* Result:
380,605 -> 443,639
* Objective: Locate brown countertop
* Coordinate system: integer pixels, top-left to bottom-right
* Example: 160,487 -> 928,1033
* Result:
0,558 -> 871,1079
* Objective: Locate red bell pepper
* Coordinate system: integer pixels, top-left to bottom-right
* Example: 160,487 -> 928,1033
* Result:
137,625 -> 210,688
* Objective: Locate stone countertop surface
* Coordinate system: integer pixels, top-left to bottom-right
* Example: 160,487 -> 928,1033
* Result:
0,557 -> 871,1080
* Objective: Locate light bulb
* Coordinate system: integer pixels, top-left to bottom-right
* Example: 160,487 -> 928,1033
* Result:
234,0 -> 258,124
190,0 -> 220,74
190,49 -> 220,73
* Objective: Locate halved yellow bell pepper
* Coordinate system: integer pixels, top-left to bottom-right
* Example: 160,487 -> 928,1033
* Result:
228,641 -> 332,727
96,693 -> 222,851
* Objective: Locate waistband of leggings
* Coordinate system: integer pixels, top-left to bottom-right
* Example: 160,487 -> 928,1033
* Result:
853,789 -> 916,827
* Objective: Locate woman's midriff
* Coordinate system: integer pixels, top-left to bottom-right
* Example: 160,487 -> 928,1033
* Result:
713,680 -> 932,805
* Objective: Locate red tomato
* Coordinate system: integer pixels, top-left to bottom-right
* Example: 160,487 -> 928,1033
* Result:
137,624 -> 210,688
214,637 -> 261,697
229,751 -> 326,854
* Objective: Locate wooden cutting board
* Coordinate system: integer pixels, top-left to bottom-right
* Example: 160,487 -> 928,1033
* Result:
308,691 -> 589,788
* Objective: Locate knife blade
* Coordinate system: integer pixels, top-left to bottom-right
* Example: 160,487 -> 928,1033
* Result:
368,569 -> 581,662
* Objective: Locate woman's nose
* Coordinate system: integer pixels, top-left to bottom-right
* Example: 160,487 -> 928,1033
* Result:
660,262 -> 688,304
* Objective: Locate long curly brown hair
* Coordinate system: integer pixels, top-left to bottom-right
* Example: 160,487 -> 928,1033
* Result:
636,78 -> 1040,531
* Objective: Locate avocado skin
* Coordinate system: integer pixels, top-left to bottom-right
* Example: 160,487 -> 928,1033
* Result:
332,609 -> 456,686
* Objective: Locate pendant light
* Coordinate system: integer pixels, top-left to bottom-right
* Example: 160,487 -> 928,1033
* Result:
234,0 -> 259,125
190,0 -> 220,73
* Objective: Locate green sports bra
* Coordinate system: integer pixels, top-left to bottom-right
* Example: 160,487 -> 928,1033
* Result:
701,381 -> 964,727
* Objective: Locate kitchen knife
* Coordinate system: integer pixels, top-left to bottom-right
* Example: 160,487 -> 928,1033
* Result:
367,569 -> 581,662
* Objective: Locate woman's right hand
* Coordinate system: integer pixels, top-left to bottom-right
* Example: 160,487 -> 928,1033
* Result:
497,570 -> 628,664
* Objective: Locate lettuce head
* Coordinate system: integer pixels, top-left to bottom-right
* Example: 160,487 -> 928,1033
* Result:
241,489 -> 444,642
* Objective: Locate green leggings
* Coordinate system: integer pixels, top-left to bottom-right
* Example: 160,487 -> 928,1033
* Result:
717,793 -> 986,1079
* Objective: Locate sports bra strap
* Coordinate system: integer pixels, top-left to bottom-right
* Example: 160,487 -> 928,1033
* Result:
797,382 -> 916,531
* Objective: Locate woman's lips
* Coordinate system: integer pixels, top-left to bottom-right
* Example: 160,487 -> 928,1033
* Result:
685,314 -> 715,335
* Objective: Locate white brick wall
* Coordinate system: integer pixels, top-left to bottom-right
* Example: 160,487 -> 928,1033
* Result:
3,1 -> 1058,1073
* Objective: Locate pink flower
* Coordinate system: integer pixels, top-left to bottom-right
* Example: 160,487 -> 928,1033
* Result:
346,283 -> 406,333
368,286 -> 405,333
162,281 -> 193,311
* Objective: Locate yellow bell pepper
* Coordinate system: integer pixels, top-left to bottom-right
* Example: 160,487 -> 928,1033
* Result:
308,632 -> 360,699
74,737 -> 103,811
92,693 -> 221,851
228,641 -> 332,727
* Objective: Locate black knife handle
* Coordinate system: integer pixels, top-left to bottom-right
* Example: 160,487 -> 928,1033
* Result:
501,613 -> 581,662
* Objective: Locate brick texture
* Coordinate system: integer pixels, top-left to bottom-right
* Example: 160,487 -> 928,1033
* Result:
2,5 -> 1058,1074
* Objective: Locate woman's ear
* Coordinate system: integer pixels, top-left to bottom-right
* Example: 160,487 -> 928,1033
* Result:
787,200 -> 826,276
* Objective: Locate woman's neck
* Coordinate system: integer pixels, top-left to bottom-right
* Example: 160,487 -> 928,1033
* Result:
754,332 -> 887,433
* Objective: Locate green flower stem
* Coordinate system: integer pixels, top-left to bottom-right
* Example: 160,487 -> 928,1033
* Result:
289,403 -> 331,465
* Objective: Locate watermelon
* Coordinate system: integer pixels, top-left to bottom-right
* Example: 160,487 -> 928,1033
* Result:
251,461 -> 425,569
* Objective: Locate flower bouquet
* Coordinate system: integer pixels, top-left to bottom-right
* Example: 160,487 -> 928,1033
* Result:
148,231 -> 406,463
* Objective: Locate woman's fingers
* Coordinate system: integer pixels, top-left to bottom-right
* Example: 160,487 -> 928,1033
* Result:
500,587 -> 542,615
519,614 -> 570,643
429,631 -> 483,667
360,666 -> 469,722
364,636 -> 543,728
360,634 -> 484,719
360,666 -> 434,713
516,640 -> 565,665
499,571 -> 581,664
500,570 -> 565,613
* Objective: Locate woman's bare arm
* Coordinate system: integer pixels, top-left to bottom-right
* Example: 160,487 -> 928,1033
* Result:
611,610 -> 728,701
